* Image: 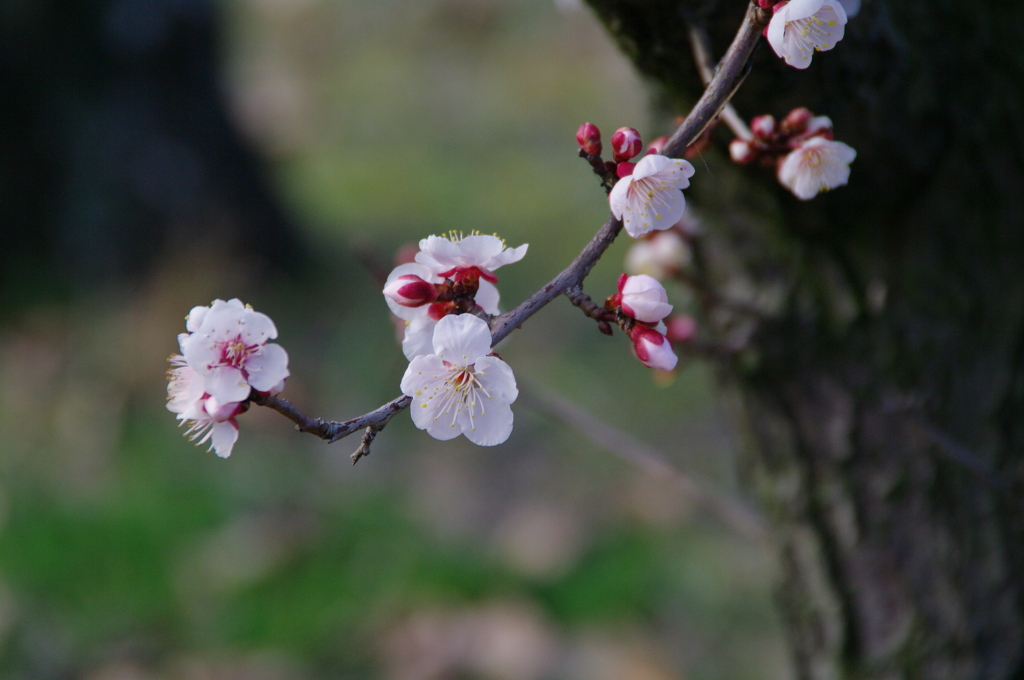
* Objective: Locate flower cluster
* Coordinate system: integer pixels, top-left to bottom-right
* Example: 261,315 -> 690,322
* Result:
729,108 -> 856,200
384,232 -> 527,445
167,299 -> 289,458
384,231 -> 527,361
574,123 -> 697,238
607,274 -> 679,371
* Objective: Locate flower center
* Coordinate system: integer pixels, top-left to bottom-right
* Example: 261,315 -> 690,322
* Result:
220,335 -> 257,368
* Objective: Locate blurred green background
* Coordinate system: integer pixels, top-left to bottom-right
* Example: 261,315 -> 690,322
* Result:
0,0 -> 789,678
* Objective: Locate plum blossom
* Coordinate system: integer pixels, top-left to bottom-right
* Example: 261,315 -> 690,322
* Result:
180,299 -> 289,403
401,314 -> 518,446
616,274 -> 673,324
767,0 -> 847,69
778,136 -> 857,200
386,234 -> 525,360
415,232 -> 528,285
629,323 -> 678,371
609,154 -> 696,238
625,230 -> 691,280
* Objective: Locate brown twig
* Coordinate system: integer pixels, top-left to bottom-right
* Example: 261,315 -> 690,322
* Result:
254,2 -> 771,449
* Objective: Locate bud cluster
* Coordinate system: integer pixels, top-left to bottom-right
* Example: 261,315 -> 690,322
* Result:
729,108 -> 833,166
606,273 -> 679,372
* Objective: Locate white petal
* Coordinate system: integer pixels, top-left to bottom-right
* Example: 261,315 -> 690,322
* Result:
401,354 -> 447,396
239,309 -> 278,343
430,314 -> 492,363
783,0 -> 826,21
186,305 -> 210,333
402,315 -> 438,360
211,420 -> 239,458
608,175 -> 632,220
460,397 -> 513,446
245,343 -> 290,391
838,0 -> 859,17
416,235 -> 462,271
182,332 -> 220,373
632,154 -> 674,180
474,355 -> 518,403
204,365 -> 251,403
476,280 -> 501,315
455,234 -> 506,266
484,243 -> 529,270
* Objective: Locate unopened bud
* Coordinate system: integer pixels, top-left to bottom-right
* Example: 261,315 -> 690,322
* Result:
384,274 -> 437,308
616,161 -> 636,178
576,122 -> 602,155
646,135 -> 668,155
611,127 -> 643,162
750,115 -> 776,140
729,138 -> 758,164
756,0 -> 778,8
781,107 -> 813,134
629,325 -> 678,371
665,315 -> 698,343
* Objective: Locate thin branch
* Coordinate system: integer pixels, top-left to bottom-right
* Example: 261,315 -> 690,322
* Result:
662,3 -> 770,158
688,24 -> 754,141
520,383 -> 766,539
254,2 -> 771,448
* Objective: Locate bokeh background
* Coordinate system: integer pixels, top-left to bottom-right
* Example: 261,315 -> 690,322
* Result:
0,0 -> 790,678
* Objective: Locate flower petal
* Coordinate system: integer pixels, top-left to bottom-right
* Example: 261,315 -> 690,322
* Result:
460,397 -> 513,446
476,280 -> 501,315
475,355 -> 518,403
210,420 -> 239,458
484,243 -> 528,270
402,315 -> 438,360
245,343 -> 290,391
386,263 -> 440,320
455,235 -> 506,266
430,314 -> 492,363
239,309 -> 278,343
204,365 -> 251,403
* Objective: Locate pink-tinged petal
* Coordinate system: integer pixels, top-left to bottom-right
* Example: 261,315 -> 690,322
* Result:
459,397 -> 513,446
402,315 -> 438,360
210,420 -> 239,458
245,343 -> 290,391
204,365 -> 251,403
177,332 -> 191,355
476,280 -> 501,315
430,314 -> 492,363
474,355 -> 518,403
484,243 -> 529,270
205,396 -> 244,422
838,0 -> 859,17
767,9 -> 788,56
186,305 -> 209,332
631,327 -> 678,370
608,175 -> 631,220
200,300 -> 247,341
385,263 -> 441,317
239,308 -> 278,344
181,331 -> 221,373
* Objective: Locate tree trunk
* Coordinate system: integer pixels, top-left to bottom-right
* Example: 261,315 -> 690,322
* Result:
585,1 -> 1024,678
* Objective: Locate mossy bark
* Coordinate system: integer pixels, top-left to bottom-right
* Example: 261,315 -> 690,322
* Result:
585,0 -> 1024,678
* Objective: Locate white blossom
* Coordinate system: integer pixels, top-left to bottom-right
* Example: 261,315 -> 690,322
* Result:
767,0 -> 847,69
400,314 -> 518,446
777,136 -> 857,200
180,298 -> 289,403
609,154 -> 696,238
415,232 -> 528,283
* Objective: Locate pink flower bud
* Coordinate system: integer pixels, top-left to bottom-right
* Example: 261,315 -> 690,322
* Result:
781,107 -> 813,134
611,127 -> 643,162
618,273 -> 673,323
615,161 -> 636,178
750,115 -> 776,140
384,274 -> 437,308
576,122 -> 602,155
646,135 -> 668,155
629,325 -> 678,371
665,315 -> 697,343
757,0 -> 778,8
729,138 -> 757,164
